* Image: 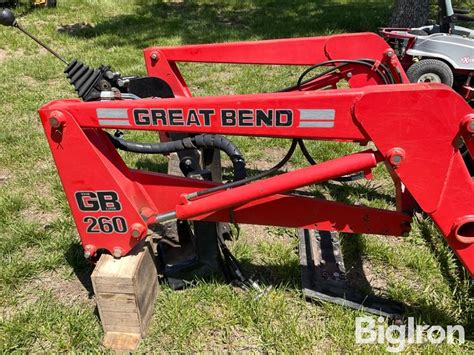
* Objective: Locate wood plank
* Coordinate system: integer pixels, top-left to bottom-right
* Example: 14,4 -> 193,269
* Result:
102,311 -> 140,326
92,237 -> 159,348
103,332 -> 142,351
96,293 -> 137,312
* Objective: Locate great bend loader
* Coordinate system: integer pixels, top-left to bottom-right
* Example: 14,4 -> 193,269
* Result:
1,8 -> 473,317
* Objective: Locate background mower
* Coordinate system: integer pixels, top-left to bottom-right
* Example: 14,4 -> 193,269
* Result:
381,0 -> 474,103
0,0 -> 56,8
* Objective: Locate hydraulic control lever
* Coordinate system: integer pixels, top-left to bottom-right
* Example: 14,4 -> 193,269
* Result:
0,9 -> 68,64
0,9 -> 127,101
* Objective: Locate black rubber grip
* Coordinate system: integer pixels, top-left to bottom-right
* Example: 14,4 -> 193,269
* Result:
64,59 -> 101,101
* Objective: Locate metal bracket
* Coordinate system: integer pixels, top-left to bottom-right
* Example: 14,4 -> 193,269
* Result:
299,229 -> 405,318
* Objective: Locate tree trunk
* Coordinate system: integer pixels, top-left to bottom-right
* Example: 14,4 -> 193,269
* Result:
390,0 -> 430,27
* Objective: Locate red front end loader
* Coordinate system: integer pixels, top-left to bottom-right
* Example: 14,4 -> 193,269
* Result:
1,9 -> 473,317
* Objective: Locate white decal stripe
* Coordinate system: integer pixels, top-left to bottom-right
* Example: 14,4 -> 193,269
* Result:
97,108 -> 129,119
299,121 -> 334,128
99,119 -> 131,126
299,109 -> 335,120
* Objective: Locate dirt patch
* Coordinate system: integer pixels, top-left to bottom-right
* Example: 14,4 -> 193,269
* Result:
30,269 -> 94,307
20,207 -> 61,227
34,159 -> 55,172
20,75 -> 41,88
0,169 -> 11,186
373,234 -> 404,247
361,258 -> 389,292
57,22 -> 94,34
0,48 -> 26,61
239,224 -> 268,245
250,146 -> 290,170
0,48 -> 7,62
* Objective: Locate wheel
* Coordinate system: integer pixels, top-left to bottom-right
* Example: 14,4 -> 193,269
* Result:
406,59 -> 454,87
46,0 -> 57,7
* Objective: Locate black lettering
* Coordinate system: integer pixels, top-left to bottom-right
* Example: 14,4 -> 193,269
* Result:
276,110 -> 293,127
97,192 -> 122,211
238,109 -> 253,126
169,109 -> 184,126
151,109 -> 167,126
221,109 -> 236,126
76,192 -> 99,211
256,109 -> 273,126
186,109 -> 201,126
200,109 -> 214,126
134,109 -> 150,126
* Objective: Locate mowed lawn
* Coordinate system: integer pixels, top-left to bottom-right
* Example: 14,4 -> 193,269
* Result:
0,0 -> 473,352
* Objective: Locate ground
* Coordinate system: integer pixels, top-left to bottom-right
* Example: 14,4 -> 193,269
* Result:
0,0 -> 473,353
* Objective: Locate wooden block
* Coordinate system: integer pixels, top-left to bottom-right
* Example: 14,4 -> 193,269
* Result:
91,238 -> 159,350
102,332 -> 142,351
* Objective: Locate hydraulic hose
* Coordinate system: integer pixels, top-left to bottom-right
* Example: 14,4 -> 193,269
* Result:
108,133 -> 247,181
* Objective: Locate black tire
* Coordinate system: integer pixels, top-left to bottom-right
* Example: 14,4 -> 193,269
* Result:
46,0 -> 56,7
406,59 -> 454,87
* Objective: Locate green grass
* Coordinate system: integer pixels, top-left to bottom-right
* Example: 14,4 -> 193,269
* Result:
0,0 -> 473,352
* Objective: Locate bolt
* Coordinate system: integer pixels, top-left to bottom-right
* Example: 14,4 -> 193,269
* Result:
49,117 -> 60,128
105,70 -> 114,80
392,155 -> 402,164
113,247 -> 123,258
346,72 -> 353,78
150,52 -> 158,61
387,51 -> 394,58
387,148 -> 406,168
462,115 -> 474,134
184,159 -> 193,166
131,223 -> 146,239
84,244 -> 96,259
48,111 -> 66,129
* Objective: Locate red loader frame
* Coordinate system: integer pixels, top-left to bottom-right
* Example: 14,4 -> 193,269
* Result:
37,33 -> 474,276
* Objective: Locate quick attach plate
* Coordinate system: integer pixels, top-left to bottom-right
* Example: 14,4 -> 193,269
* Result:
299,229 -> 405,318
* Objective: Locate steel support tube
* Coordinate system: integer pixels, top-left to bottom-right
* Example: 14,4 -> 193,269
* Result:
160,150 -> 379,222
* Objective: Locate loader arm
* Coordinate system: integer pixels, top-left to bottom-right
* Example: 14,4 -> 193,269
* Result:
37,33 -> 474,277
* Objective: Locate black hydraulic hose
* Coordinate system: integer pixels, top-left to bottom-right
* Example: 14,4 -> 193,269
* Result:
278,64 -> 347,92
296,59 -> 391,90
108,133 -> 247,181
297,139 -> 317,165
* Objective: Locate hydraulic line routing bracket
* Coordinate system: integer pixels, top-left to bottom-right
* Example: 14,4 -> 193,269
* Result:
299,229 -> 404,318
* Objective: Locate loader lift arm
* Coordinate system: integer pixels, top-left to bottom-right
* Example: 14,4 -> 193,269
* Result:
37,33 -> 474,277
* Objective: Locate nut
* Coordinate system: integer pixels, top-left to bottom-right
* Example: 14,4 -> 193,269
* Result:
83,244 -> 96,259
113,247 -> 123,258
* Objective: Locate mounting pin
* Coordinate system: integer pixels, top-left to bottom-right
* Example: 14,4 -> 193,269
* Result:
462,115 -> 474,134
131,223 -> 146,239
48,111 -> 65,128
84,244 -> 96,259
385,49 -> 394,58
113,247 -> 123,258
387,148 -> 406,167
